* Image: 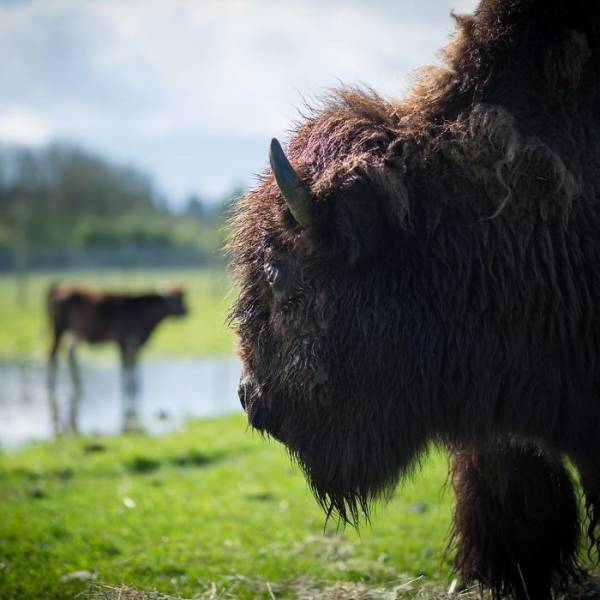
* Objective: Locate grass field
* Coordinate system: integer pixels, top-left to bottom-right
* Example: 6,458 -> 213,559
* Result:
0,269 -> 459,599
4,270 -> 600,599
0,415 -> 457,599
0,269 -> 236,360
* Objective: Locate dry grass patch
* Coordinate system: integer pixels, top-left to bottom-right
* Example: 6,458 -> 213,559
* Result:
86,576 -> 600,600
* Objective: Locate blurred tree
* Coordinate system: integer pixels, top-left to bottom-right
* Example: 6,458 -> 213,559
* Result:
0,142 -> 244,271
0,149 -> 45,303
183,194 -> 207,220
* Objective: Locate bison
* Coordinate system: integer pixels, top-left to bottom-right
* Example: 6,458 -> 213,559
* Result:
229,0 -> 600,597
47,284 -> 187,428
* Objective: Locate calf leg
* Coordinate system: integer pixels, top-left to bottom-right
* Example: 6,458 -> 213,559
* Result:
120,341 -> 140,431
47,328 -> 63,392
66,337 -> 81,433
47,329 -> 62,434
451,440 -> 580,599
67,337 -> 81,394
120,342 -> 139,397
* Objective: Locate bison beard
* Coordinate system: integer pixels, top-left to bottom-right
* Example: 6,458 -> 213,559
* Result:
229,0 -> 600,597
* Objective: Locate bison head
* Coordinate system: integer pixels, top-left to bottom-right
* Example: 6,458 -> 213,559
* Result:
228,91 -> 435,523
228,0 -> 591,523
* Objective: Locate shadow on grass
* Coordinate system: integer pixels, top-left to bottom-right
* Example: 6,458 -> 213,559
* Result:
126,450 -> 228,474
84,442 -> 108,454
169,449 -> 220,467
128,456 -> 162,473
244,492 -> 275,502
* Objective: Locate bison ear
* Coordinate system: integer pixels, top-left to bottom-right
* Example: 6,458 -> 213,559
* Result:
269,138 -> 325,230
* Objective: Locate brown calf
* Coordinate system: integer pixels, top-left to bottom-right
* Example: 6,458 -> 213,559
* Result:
47,283 -> 187,403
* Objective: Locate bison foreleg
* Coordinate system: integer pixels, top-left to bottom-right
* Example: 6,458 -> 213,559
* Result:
450,441 -> 580,600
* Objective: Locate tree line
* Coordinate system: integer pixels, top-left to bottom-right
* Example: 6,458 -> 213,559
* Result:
0,143 -> 238,271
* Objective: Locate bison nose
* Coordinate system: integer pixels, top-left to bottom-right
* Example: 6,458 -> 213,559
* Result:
238,380 -> 249,410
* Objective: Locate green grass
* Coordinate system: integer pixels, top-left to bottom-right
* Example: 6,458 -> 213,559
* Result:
0,415 -> 456,599
0,269 -> 236,360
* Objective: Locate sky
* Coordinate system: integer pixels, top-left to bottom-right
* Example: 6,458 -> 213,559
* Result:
0,0 -> 479,208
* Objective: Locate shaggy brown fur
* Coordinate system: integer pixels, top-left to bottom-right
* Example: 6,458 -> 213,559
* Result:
451,442 -> 580,599
229,0 -> 600,597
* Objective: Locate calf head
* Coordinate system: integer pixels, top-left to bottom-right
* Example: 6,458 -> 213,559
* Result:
162,288 -> 188,317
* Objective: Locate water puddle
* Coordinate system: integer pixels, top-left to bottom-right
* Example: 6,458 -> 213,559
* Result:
0,357 -> 242,449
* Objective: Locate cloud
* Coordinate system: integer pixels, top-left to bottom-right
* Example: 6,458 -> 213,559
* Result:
0,0 -> 479,205
0,107 -> 51,145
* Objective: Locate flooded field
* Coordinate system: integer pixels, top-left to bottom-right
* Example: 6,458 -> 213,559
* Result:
0,357 -> 242,449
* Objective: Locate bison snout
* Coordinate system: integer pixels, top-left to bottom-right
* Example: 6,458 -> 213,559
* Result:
237,375 -> 273,432
238,379 -> 250,410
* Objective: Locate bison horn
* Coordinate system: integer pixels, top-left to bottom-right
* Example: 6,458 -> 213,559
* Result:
269,138 -> 317,229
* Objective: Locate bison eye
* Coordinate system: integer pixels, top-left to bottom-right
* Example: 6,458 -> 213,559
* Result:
264,263 -> 285,292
